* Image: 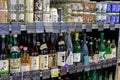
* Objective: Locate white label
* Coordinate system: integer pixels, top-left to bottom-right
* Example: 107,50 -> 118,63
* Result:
30,56 -> 39,70
10,58 -> 21,73
89,56 -> 94,62
111,48 -> 116,58
19,0 -> 24,4
57,51 -> 66,66
65,51 -> 73,65
10,0 -> 16,5
94,54 -> 99,62
19,13 -> 24,20
58,41 -> 65,45
40,44 -> 47,50
0,60 -> 9,72
40,55 -> 48,70
106,54 -> 111,59
21,65 -> 30,72
99,51 -> 106,60
73,53 -> 80,62
26,0 -> 33,11
11,13 -> 16,20
10,46 -> 20,52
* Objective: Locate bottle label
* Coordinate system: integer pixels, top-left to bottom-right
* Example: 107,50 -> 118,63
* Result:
19,0 -> 24,4
94,54 -> 99,63
21,65 -> 30,72
84,55 -> 89,63
40,44 -> 47,50
73,53 -> 80,62
111,48 -> 116,58
30,56 -> 39,70
40,55 -> 48,70
10,58 -> 21,73
58,41 -> 65,45
10,46 -> 20,52
26,0 -> 33,11
57,51 -> 66,66
0,60 -> 9,73
19,13 -> 24,20
66,51 -> 73,65
89,56 -> 94,62
48,53 -> 56,68
25,13 -> 33,22
10,13 -> 16,20
10,0 -> 16,5
99,51 -> 106,60
106,54 -> 110,59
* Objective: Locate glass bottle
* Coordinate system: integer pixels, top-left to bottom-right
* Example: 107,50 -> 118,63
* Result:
99,33 -> 106,60
106,40 -> 111,59
73,32 -> 80,64
29,34 -> 39,71
94,40 -> 99,63
57,33 -> 66,66
48,33 -> 57,68
10,34 -> 21,73
21,47 -> 30,72
110,39 -> 116,58
89,42 -> 94,63
39,33 -> 48,70
0,35 -> 9,74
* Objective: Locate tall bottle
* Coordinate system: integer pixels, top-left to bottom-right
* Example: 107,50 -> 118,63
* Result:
110,40 -> 116,58
89,42 -> 94,62
80,33 -> 89,63
57,33 -> 66,66
99,33 -> 106,60
94,40 -> 99,63
29,34 -> 39,71
10,34 -> 21,73
0,35 -> 9,74
106,40 -> 111,59
48,33 -> 57,68
40,33 -> 48,70
21,47 -> 30,72
73,32 -> 80,64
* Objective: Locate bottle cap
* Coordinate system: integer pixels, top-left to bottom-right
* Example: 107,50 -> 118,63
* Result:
23,47 -> 28,51
13,34 -> 17,37
107,40 -> 110,43
2,35 -> 5,38
90,42 -> 93,44
19,45 -> 23,49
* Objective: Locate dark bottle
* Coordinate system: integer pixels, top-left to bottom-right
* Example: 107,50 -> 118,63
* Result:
0,35 -> 9,74
57,33 -> 66,66
48,33 -> 57,68
29,34 -> 39,71
89,42 -> 94,63
40,33 -> 48,70
94,40 -> 99,63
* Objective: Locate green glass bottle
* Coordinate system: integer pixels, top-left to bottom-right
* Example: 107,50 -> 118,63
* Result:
99,33 -> 106,60
0,35 -> 9,74
10,34 -> 21,73
73,32 -> 80,64
105,40 -> 111,60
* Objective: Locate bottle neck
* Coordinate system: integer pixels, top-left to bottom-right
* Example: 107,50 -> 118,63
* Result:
100,34 -> 104,43
13,37 -> 18,46
83,34 -> 86,43
1,37 -> 5,52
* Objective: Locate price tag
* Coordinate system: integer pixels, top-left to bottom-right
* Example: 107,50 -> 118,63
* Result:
60,22 -> 68,32
36,22 -> 44,33
0,23 -> 9,35
31,70 -> 40,80
42,69 -> 51,79
51,68 -> 59,78
23,71 -> 32,80
60,67 -> 67,76
107,59 -> 112,67
44,22 -> 53,32
75,63 -> 83,72
112,58 -> 117,66
75,22 -> 82,32
12,72 -> 22,80
26,23 -> 36,34
68,22 -> 75,32
84,62 -> 90,71
96,61 -> 102,69
1,74 -> 10,80
53,22 -> 60,33
11,22 -> 21,34
69,65 -> 75,74
98,22 -> 104,31
86,23 -> 92,32
102,60 -> 107,68
90,62 -> 96,70
109,22 -> 115,30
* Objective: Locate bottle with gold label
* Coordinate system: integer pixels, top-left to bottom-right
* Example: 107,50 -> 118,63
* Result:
48,33 -> 57,68
0,35 -> 9,74
21,47 -> 30,72
29,34 -> 39,71
10,34 -> 21,73
40,33 -> 48,70
57,33 -> 66,66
